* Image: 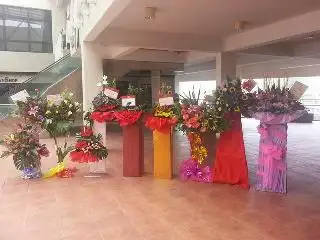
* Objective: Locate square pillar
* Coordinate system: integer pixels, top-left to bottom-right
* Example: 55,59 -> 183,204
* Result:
81,42 -> 103,112
151,70 -> 161,104
216,52 -> 236,87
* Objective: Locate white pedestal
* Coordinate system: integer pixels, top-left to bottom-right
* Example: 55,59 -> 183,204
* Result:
89,121 -> 107,173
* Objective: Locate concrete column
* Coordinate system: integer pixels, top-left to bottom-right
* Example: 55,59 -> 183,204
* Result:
151,70 -> 161,104
215,52 -> 236,87
81,42 -> 103,112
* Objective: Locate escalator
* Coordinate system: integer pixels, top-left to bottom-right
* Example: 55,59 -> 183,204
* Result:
0,53 -> 81,119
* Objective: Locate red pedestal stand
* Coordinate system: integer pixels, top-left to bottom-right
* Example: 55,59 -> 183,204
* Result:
122,122 -> 144,177
213,112 -> 249,189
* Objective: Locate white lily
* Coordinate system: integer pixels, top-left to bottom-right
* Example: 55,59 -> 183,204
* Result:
102,75 -> 108,81
67,111 -> 73,116
102,80 -> 108,85
75,102 -> 79,106
97,82 -> 102,87
69,92 -> 74,97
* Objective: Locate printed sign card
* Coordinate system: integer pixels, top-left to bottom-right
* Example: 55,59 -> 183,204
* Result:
121,95 -> 136,107
104,87 -> 119,99
47,94 -> 63,105
245,79 -> 257,92
10,90 -> 30,103
289,81 -> 308,100
159,97 -> 174,106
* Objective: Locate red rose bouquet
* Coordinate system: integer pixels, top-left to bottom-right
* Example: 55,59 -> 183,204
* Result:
114,84 -> 145,126
0,123 -> 49,178
70,126 -> 108,163
145,84 -> 178,133
90,75 -> 120,123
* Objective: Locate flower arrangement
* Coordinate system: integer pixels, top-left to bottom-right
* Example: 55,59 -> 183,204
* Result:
15,89 -> 45,124
90,75 -> 120,123
243,80 -> 305,115
70,126 -> 108,163
0,123 -> 49,178
177,88 -> 229,164
113,84 -> 144,127
145,83 -> 178,133
43,91 -> 81,163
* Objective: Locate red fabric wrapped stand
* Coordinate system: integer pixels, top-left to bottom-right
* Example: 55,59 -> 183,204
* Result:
213,112 -> 249,189
122,121 -> 144,177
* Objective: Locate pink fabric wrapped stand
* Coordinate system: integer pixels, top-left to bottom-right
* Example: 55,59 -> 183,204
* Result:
253,110 -> 306,193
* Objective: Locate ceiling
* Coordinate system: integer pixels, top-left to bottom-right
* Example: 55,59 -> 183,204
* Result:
110,0 -> 320,38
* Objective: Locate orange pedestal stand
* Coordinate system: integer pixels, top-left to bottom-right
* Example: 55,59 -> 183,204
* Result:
153,130 -> 173,179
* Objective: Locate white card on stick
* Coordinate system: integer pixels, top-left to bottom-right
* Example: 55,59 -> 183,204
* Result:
47,94 -> 63,105
104,87 -> 119,99
289,81 -> 308,100
159,97 -> 174,106
245,79 -> 257,92
121,96 -> 136,107
10,90 -> 30,103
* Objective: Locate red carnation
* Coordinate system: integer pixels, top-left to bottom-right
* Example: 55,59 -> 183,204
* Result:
75,140 -> 88,149
96,104 -> 116,112
81,126 -> 93,137
114,110 -> 142,126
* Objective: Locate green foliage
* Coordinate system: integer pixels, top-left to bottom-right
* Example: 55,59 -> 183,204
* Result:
56,141 -> 74,163
127,84 -> 143,96
0,124 -> 48,171
179,86 -> 201,105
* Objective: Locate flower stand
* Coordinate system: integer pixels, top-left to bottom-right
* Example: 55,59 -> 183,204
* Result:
90,121 -> 107,173
153,130 -> 173,179
187,132 -> 217,167
213,112 -> 249,189
253,111 -> 305,193
122,122 -> 144,177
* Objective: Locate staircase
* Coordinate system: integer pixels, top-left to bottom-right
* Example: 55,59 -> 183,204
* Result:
0,54 -> 81,119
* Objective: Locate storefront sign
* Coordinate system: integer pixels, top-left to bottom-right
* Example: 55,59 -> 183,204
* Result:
0,73 -> 35,84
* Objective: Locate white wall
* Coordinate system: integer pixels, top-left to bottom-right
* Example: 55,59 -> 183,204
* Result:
174,70 -> 216,95
0,52 -> 54,72
0,0 -> 66,72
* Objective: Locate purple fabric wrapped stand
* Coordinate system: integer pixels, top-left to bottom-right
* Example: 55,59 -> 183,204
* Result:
253,110 -> 306,193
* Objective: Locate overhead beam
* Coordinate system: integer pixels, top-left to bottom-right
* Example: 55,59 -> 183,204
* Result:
83,0 -> 132,42
110,46 -> 138,59
294,41 -> 320,58
97,27 -> 222,52
240,43 -> 294,57
223,9 -> 320,52
119,48 -> 186,63
185,51 -> 216,64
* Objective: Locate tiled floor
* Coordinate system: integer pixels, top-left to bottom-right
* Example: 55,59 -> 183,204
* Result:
0,119 -> 320,240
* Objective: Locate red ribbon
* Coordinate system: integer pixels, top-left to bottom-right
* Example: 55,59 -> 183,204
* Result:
145,116 -> 177,133
70,151 -> 99,163
90,111 -> 114,123
113,110 -> 142,127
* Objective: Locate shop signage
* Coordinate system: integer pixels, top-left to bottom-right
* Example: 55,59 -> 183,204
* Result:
0,73 -> 34,84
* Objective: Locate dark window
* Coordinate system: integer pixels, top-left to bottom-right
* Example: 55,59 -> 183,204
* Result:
0,4 -> 52,53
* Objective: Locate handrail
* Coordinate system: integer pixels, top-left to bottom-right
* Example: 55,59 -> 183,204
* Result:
24,53 -> 71,84
2,53 -> 75,98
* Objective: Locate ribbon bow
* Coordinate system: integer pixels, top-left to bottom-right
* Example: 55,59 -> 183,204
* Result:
180,159 -> 213,183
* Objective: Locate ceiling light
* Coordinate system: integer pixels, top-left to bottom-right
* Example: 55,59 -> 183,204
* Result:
145,7 -> 156,21
234,21 -> 247,32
